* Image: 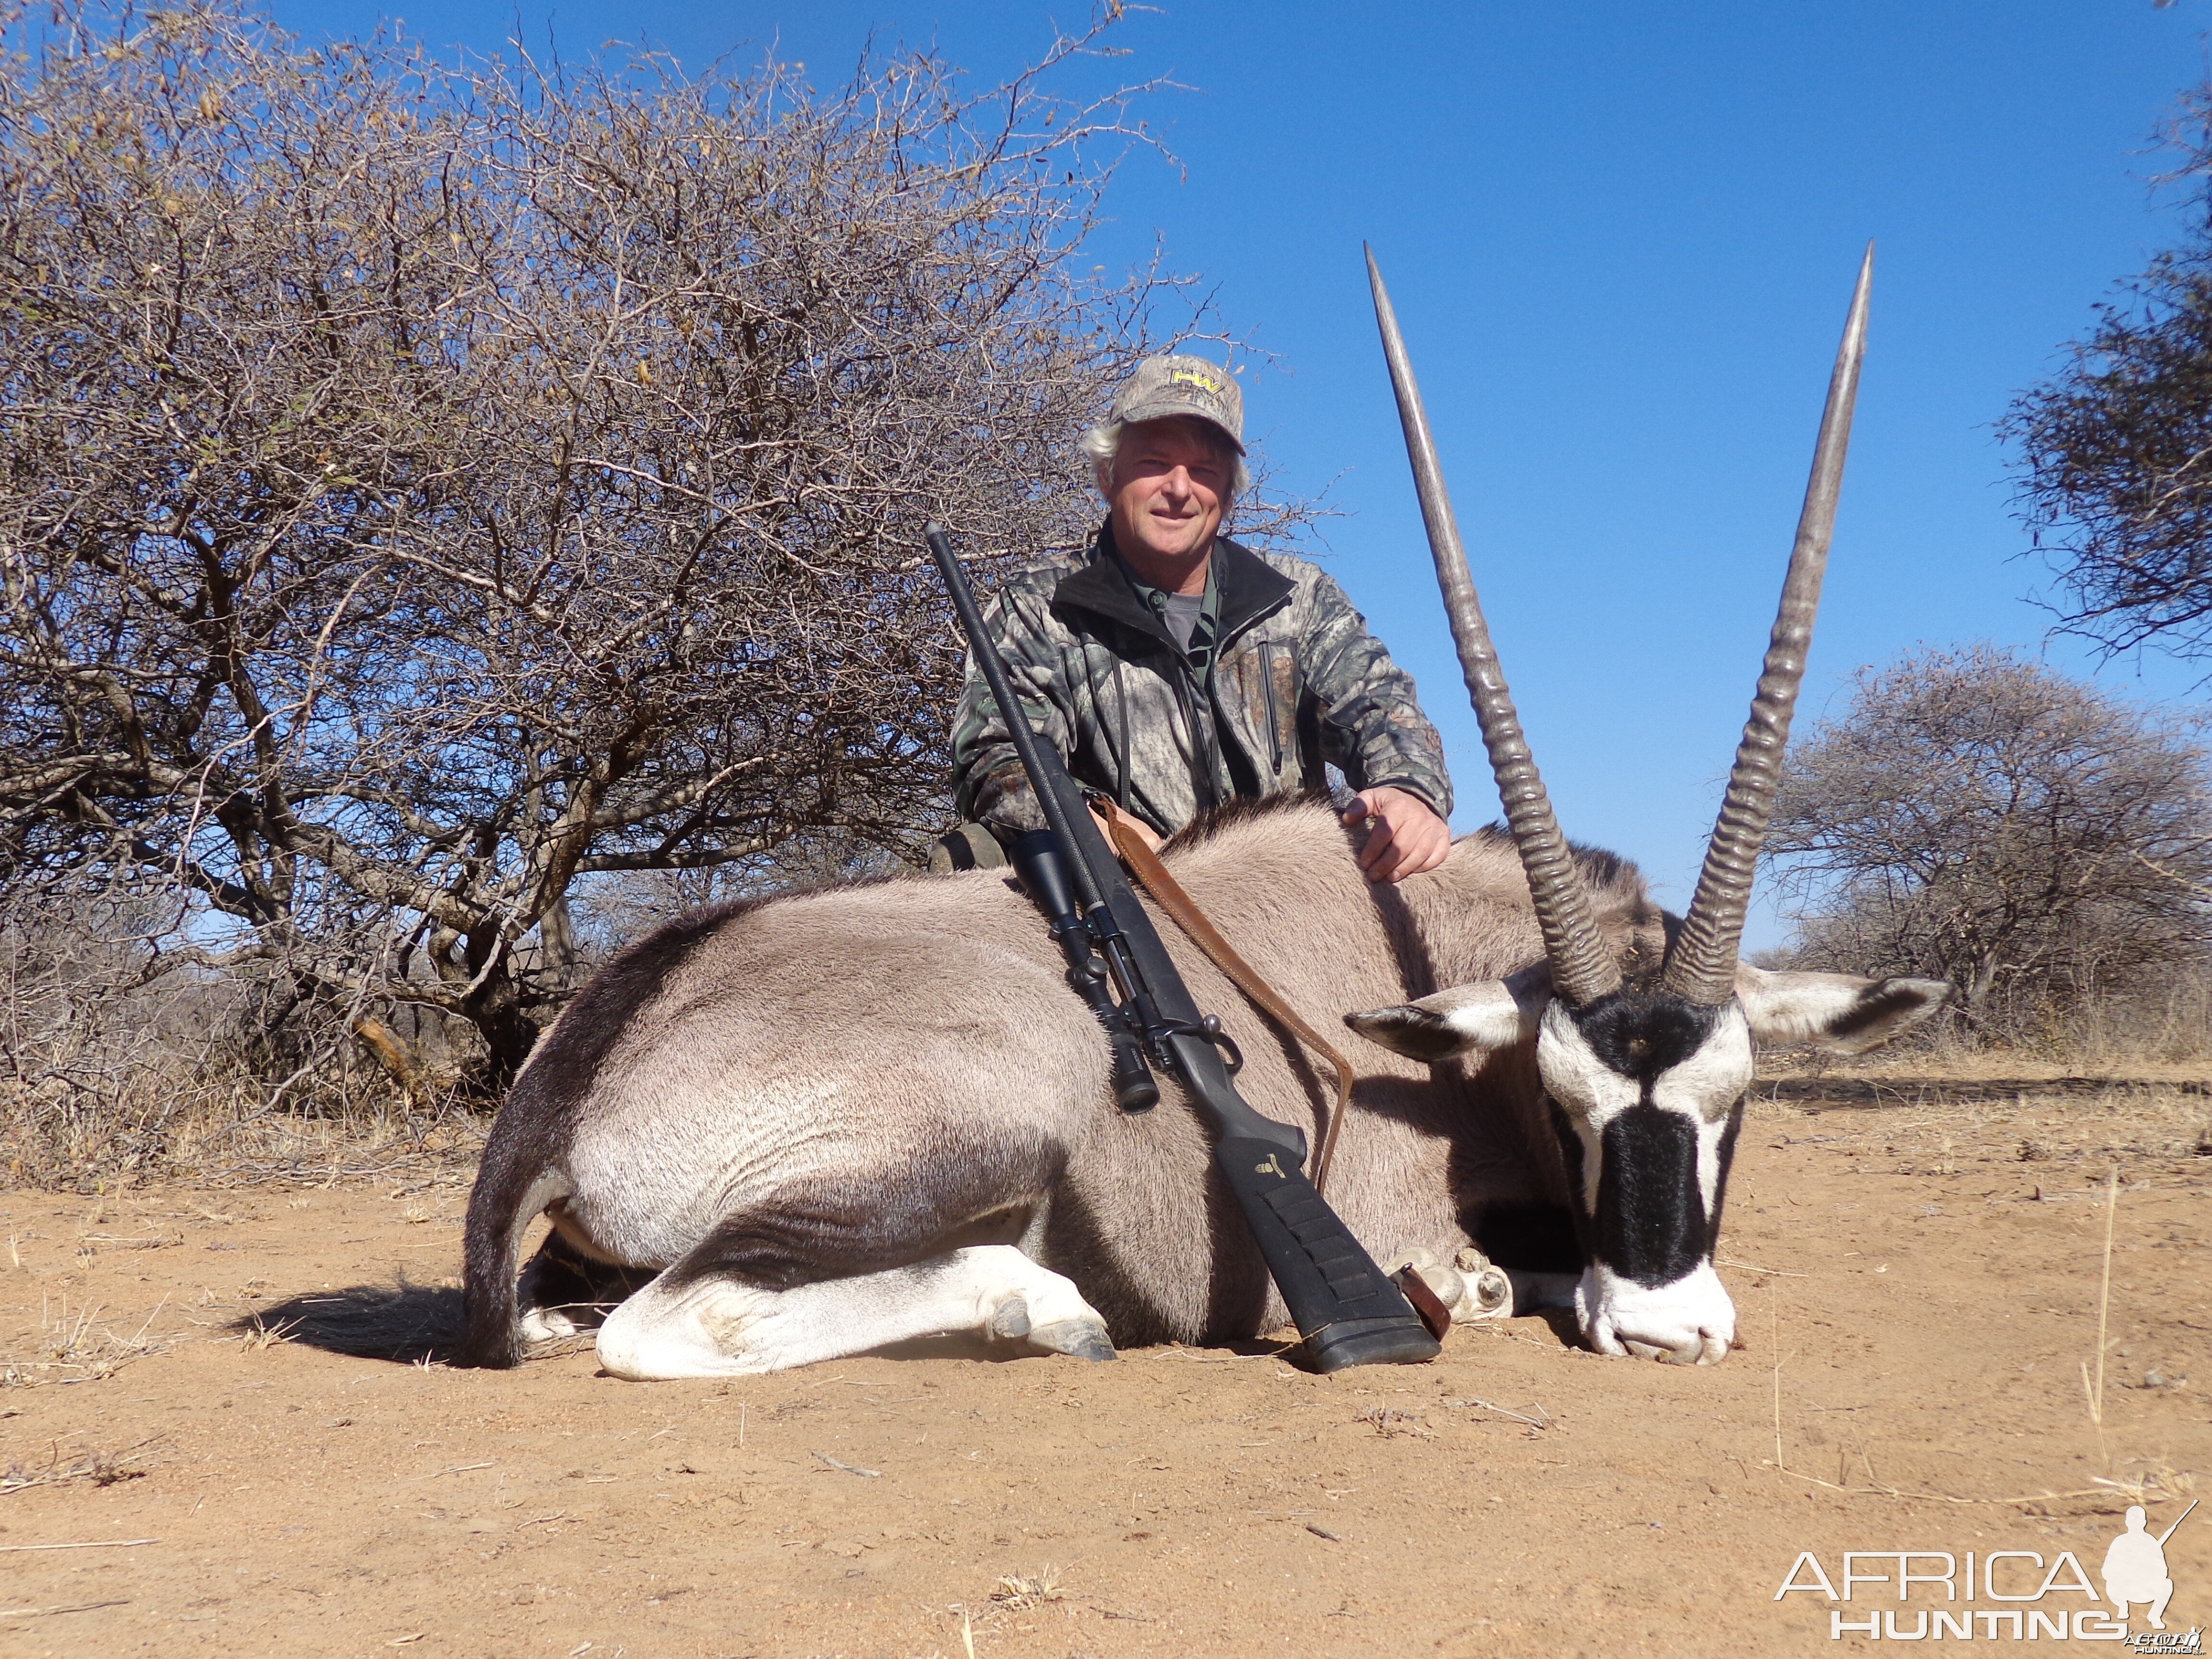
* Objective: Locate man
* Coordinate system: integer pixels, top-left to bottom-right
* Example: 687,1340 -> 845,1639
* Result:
937,353 -> 1454,881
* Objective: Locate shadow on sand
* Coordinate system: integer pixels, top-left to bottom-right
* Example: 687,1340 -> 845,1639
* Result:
233,1277 -> 469,1365
1760,1074 -> 2207,1112
232,1282 -> 1338,1370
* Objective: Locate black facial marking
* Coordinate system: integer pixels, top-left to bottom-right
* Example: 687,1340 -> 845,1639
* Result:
1473,1200 -> 1585,1274
1570,990 -> 1722,1082
1706,1098 -> 1745,1255
1346,1005 -> 1466,1063
1826,980 -> 1938,1041
1595,1103 -> 1707,1288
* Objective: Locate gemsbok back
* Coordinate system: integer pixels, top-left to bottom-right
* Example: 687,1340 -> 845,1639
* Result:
459,246 -> 1947,1377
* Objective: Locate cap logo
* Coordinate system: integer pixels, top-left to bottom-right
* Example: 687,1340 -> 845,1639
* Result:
1105,353 -> 1246,452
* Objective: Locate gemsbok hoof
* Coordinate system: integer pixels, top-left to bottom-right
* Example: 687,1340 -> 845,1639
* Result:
518,1307 -> 580,1344
1027,1319 -> 1118,1362
986,1294 -> 1034,1342
984,1285 -> 1117,1359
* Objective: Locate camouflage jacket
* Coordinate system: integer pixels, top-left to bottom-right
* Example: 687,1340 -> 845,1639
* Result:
951,525 -> 1453,839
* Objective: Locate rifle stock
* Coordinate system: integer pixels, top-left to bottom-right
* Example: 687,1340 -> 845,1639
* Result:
926,524 -> 1439,1373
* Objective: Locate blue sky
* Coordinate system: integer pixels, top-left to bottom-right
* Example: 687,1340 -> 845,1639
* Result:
273,0 -> 2212,942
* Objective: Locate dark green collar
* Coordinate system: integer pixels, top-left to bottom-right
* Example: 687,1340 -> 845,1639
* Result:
1051,522 -> 1295,651
1118,550 -> 1215,630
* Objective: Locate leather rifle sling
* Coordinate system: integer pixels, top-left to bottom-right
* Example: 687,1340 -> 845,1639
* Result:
1099,801 -> 1356,1197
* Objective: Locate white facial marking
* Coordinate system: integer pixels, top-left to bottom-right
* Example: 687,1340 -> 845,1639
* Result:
1652,1004 -> 1754,1222
1577,1260 -> 1736,1365
1433,975 -> 1545,1051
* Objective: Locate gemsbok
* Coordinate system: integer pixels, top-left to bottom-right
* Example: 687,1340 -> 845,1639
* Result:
459,246 -> 1946,1378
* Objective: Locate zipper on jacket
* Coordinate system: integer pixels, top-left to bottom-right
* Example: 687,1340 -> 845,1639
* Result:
1257,638 -> 1284,774
1174,661 -> 1224,813
1110,655 -> 1133,809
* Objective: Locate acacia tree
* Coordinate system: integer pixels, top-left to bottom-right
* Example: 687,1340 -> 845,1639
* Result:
0,1 -> 1250,1090
1764,645 -> 2211,1034
2006,86 -> 2212,671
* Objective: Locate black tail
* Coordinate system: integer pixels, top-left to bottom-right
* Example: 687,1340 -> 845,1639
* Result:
451,902 -> 746,1368
457,1124 -> 570,1370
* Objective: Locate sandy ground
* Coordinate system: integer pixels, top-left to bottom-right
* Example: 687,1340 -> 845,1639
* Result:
2,1069 -> 2208,1659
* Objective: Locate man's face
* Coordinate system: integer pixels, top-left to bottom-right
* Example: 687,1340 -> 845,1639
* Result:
1103,417 -> 1232,567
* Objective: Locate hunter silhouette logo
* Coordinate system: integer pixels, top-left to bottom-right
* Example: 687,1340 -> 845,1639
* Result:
2107,1502 -> 2196,1643
1775,1500 -> 2198,1646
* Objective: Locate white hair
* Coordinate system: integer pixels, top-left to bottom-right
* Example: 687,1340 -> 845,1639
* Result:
1081,420 -> 1250,500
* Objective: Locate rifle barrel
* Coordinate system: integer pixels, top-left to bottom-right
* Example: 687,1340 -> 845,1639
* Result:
2157,1497 -> 2197,1545
925,527 -> 1104,913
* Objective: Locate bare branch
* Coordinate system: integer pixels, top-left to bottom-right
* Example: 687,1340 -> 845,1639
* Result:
0,0 -> 1299,1093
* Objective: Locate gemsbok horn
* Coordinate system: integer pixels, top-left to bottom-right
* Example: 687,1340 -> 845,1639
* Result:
1364,242 -> 1874,1008
1664,246 -> 1873,1003
1364,242 -> 1622,1009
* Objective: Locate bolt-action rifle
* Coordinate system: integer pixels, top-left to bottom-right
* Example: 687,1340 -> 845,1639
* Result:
926,524 -> 1441,1374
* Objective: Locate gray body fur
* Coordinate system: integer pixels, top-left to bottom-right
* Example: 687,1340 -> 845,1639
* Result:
460,799 -> 1658,1366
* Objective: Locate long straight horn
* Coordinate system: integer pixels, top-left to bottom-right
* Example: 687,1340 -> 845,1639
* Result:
1664,244 -> 1874,1005
1366,245 -> 1621,1009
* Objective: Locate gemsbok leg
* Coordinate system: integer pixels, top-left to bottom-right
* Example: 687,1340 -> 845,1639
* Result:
594,1243 -> 1116,1379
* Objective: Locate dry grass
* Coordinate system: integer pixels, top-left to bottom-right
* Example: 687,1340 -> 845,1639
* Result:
989,1565 -> 1067,1610
0,1435 -> 159,1495
2,903 -> 490,1194
0,1056 -> 487,1194
1749,1053 -> 2212,1177
2081,1166 -> 2119,1470
0,1296 -> 168,1387
235,1313 -> 299,1354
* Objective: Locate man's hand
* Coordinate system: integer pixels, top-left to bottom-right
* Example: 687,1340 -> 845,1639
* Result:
1342,786 -> 1452,883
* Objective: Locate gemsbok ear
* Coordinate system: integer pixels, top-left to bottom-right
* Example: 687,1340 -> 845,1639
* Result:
1734,964 -> 1950,1055
1346,966 -> 1551,1061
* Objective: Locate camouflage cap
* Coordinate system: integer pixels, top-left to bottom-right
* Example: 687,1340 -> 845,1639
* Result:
1106,354 -> 1245,454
